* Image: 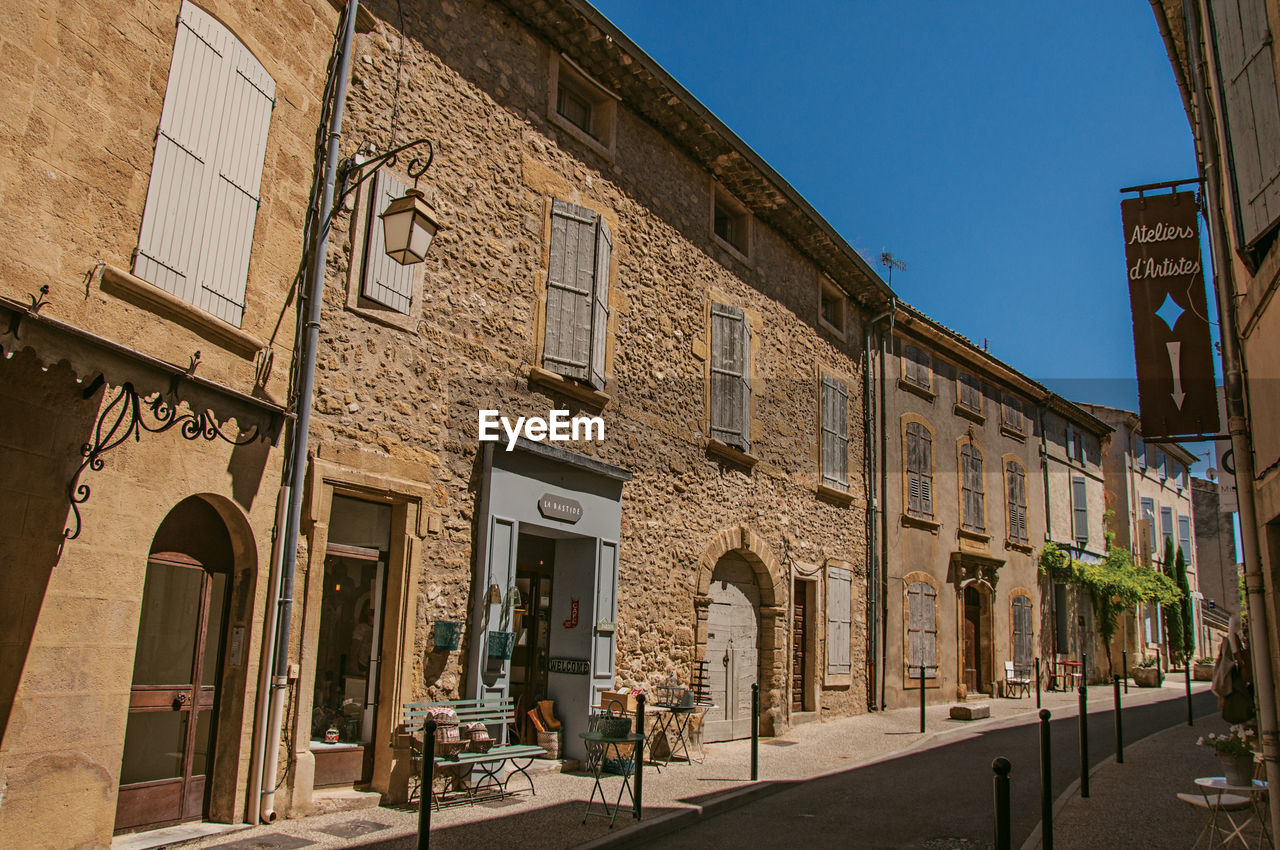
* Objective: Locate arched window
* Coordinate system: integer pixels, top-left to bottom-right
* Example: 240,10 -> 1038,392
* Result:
1005,459 -> 1028,544
905,422 -> 934,519
961,442 -> 985,533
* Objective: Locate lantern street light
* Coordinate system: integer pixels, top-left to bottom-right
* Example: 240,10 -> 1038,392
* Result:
333,136 -> 440,265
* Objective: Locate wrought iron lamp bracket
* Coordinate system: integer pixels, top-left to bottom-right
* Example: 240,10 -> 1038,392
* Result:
335,137 -> 434,213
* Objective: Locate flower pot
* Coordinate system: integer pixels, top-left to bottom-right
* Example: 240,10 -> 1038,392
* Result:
486,630 -> 517,659
1220,753 -> 1256,787
432,620 -> 463,651
1131,667 -> 1162,688
1193,662 -> 1215,682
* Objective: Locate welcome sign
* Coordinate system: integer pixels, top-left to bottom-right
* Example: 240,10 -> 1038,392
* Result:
1122,190 -> 1219,439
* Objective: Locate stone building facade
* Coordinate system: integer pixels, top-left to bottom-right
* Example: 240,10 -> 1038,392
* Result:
0,0 -> 338,844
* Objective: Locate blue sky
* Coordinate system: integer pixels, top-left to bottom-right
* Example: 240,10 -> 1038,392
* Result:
590,1 -> 1213,463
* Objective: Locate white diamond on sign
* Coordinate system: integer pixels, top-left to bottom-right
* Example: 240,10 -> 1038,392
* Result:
1155,293 -> 1184,331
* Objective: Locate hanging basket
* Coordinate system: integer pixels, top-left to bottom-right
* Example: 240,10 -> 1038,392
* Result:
432,620 -> 463,651
487,630 -> 517,659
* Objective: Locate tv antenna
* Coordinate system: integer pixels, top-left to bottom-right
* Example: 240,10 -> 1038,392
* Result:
880,251 -> 907,286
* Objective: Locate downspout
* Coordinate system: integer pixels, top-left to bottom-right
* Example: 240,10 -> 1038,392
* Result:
1182,0 -> 1280,831
864,298 -> 894,710
878,300 -> 895,709
260,0 -> 360,822
1038,401 -> 1054,659
247,486 -> 289,824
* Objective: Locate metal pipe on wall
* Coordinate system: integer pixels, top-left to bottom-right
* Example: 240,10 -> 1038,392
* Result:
879,302 -> 894,709
865,300 -> 894,711
248,486 -> 289,824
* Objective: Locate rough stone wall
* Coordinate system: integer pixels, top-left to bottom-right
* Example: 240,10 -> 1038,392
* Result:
309,0 -> 873,732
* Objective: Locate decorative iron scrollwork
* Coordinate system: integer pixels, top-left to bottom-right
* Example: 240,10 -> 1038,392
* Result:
64,380 -> 260,540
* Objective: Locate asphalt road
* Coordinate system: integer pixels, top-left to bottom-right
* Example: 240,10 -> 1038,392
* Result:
649,688 -> 1217,849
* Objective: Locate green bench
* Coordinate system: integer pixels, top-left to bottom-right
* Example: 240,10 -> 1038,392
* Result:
402,698 -> 547,808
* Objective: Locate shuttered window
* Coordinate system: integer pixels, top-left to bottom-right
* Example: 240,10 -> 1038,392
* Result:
1178,514 -> 1193,565
1161,506 -> 1175,549
821,375 -> 850,490
826,567 -> 852,677
1006,460 -> 1028,544
1012,595 -> 1033,670
958,372 -> 982,412
1073,475 -> 1089,547
905,422 -> 934,519
1135,435 -> 1147,468
906,580 -> 938,679
709,302 -> 751,451
961,442 -> 985,533
134,1 -> 276,328
1001,395 -> 1024,433
902,344 -> 931,390
543,199 -> 611,388
359,169 -> 416,313
1210,0 -> 1280,247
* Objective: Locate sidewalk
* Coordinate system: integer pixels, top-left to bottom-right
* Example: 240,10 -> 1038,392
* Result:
127,679 -> 1210,850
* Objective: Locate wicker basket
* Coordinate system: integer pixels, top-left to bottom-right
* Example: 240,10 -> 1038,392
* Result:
598,716 -> 633,739
537,730 -> 561,759
436,740 -> 467,760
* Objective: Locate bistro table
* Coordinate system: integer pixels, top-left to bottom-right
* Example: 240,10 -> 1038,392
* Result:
1193,776 -> 1270,848
651,703 -> 701,765
579,731 -> 644,827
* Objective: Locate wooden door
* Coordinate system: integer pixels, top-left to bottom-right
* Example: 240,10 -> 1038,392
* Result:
791,582 -> 807,711
115,553 -> 229,833
704,555 -> 759,742
964,585 -> 981,693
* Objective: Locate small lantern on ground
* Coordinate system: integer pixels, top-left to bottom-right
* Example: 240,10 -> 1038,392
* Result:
380,187 -> 439,265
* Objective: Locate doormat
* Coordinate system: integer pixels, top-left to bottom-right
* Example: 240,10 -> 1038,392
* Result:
764,740 -> 798,747
316,820 -> 390,839
207,834 -> 315,850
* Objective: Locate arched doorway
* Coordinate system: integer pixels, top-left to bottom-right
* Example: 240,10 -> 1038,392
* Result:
115,498 -> 233,833
961,582 -> 994,695
703,552 -> 760,742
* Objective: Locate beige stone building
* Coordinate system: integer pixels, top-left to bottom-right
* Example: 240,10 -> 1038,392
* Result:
1193,475 -> 1239,655
0,0 -> 339,844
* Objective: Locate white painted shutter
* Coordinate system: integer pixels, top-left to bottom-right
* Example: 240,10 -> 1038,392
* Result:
710,302 -> 751,451
592,540 -> 618,681
135,2 -> 274,327
589,217 -> 611,389
360,169 -> 416,313
1211,0 -> 1280,246
821,376 -> 849,489
907,581 -> 937,677
825,567 -> 851,676
1178,515 -> 1193,564
543,200 -> 597,381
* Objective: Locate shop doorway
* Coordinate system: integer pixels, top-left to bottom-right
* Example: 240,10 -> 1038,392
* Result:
511,534 -> 556,743
704,553 -> 760,742
962,583 -> 993,695
116,499 -> 232,834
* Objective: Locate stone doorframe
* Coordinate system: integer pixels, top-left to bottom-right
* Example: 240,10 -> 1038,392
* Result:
956,579 -> 995,696
691,524 -> 787,735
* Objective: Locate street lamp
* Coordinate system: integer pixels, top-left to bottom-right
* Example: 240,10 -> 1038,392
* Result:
380,187 -> 439,265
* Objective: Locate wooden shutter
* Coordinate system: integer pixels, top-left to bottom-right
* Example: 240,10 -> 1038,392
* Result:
589,217 -> 612,389
710,302 -> 751,451
543,199 -> 597,381
1006,460 -> 1027,544
1178,515 -> 1193,563
1211,0 -> 1280,246
1012,596 -> 1033,669
1073,475 -> 1089,546
821,376 -> 849,489
962,444 -> 985,532
826,567 -> 851,676
360,169 -> 415,313
907,581 -> 937,677
135,2 -> 275,328
959,373 -> 981,411
906,422 -> 933,519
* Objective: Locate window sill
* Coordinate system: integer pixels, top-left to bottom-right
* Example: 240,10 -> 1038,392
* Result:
100,264 -> 263,359
817,483 -> 855,507
901,513 -> 940,533
528,366 -> 611,411
1005,539 -> 1034,554
958,528 -> 990,543
1000,424 -> 1027,442
705,438 -> 758,470
711,232 -> 752,267
548,110 -> 615,160
898,377 -> 935,402
954,403 -> 985,425
818,316 -> 846,341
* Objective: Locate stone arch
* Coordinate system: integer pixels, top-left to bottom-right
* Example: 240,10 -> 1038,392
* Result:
692,524 -> 785,605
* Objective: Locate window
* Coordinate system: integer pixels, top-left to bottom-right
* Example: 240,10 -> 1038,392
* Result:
1001,394 -> 1025,434
1072,475 -> 1089,548
818,276 -> 846,336
1006,460 -> 1028,545
709,302 -> 752,451
957,372 -> 983,414
1067,424 -> 1085,463
357,169 -> 417,314
906,578 -> 939,680
711,185 -> 751,258
1174,462 -> 1185,490
134,2 -> 276,328
1157,450 -> 1168,479
1178,514 -> 1193,565
557,83 -> 592,134
1012,594 -> 1034,670
548,52 -> 616,155
826,566 -> 852,678
1160,506 -> 1175,555
543,199 -> 611,389
960,441 -> 985,533
1135,434 -> 1147,468
1140,496 -> 1157,557
905,421 -> 934,519
902,344 -> 932,391
820,375 -> 850,491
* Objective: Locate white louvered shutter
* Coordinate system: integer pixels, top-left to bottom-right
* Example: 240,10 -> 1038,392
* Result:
826,567 -> 851,676
544,200 -> 598,381
361,169 -> 416,313
589,217 -> 611,389
1212,0 -> 1280,246
821,376 -> 849,490
710,302 -> 751,451
907,581 -> 937,678
135,2 -> 275,327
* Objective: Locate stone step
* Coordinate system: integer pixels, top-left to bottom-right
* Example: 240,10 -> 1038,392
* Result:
311,787 -> 381,815
949,703 -> 991,721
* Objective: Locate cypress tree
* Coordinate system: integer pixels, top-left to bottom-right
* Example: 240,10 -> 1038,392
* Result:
1162,536 -> 1185,664
1176,545 -> 1194,663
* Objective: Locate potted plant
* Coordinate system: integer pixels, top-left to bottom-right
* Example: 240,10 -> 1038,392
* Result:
1193,656 -> 1216,681
1198,725 -> 1258,787
1131,656 -> 1163,687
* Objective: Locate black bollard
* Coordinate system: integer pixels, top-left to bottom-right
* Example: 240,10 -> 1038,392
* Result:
1078,685 -> 1089,798
1185,661 -> 1194,727
993,757 -> 1012,850
1122,649 -> 1129,694
1113,675 -> 1123,765
635,692 -> 645,820
750,683 -> 759,781
417,719 -> 437,850
1035,656 -> 1042,708
1081,653 -> 1087,701
920,666 -> 926,733
1039,709 -> 1053,850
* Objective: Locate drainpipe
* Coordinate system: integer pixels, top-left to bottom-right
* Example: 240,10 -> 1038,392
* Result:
248,486 -> 289,824
1181,0 -> 1280,831
260,0 -> 360,823
864,299 -> 894,710
879,300 -> 895,709
1038,402 -> 1054,659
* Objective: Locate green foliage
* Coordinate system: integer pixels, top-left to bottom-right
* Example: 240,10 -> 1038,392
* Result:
1162,536 -> 1185,663
1176,545 -> 1194,664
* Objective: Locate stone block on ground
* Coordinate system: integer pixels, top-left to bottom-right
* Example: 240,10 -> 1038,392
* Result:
949,703 -> 990,721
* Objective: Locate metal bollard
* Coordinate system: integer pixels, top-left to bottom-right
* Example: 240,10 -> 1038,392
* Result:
1113,676 -> 1123,765
1122,649 -> 1129,694
1035,656 -> 1042,708
993,757 -> 1012,850
1078,685 -> 1089,798
635,692 -> 645,820
1039,709 -> 1053,850
417,719 -> 437,850
750,683 -> 759,781
1185,662 -> 1194,727
920,666 -> 927,733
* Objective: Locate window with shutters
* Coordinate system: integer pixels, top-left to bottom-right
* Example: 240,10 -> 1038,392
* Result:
709,302 -> 752,452
351,169 -> 419,317
820,374 -> 850,492
711,183 -> 752,260
1135,435 -> 1147,469
826,566 -> 852,680
1011,593 -> 1034,671
1072,475 -> 1089,548
1178,514 -> 1193,566
904,420 -> 935,521
960,441 -> 986,534
1067,424 -> 1085,463
542,199 -> 611,390
548,51 -> 616,158
1157,450 -> 1168,479
957,372 -> 983,416
905,575 -> 939,683
1001,394 -> 1025,436
901,344 -> 932,393
1209,0 -> 1280,250
818,277 -> 846,338
1005,459 -> 1028,545
133,1 -> 276,328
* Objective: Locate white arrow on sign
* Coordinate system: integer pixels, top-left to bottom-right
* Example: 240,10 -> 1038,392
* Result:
1167,341 -> 1185,409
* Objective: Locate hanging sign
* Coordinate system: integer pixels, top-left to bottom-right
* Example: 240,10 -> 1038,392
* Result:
563,598 -> 580,629
538,494 -> 583,523
1122,190 -> 1219,439
548,657 -> 590,675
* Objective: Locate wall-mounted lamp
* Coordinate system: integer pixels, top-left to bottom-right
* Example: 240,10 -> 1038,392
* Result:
380,188 -> 439,265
